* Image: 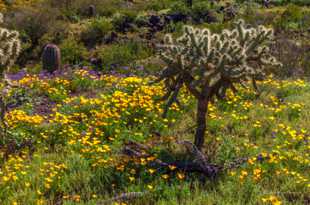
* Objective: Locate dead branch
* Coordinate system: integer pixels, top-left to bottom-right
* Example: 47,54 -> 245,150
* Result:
122,140 -> 249,179
97,192 -> 148,205
176,140 -> 210,171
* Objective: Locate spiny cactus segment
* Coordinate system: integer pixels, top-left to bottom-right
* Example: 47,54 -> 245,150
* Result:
158,19 -> 280,97
0,12 -> 21,72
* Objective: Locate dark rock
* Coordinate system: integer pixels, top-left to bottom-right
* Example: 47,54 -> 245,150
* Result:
165,13 -> 188,23
90,57 -> 103,69
262,0 -> 270,8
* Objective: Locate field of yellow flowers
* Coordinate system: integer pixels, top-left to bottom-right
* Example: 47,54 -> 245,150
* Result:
0,69 -> 309,205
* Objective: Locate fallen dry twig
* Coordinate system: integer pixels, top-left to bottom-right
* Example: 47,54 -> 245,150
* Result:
122,140 -> 248,179
97,192 -> 148,205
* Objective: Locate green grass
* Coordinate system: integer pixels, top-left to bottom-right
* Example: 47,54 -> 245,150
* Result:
0,71 -> 309,205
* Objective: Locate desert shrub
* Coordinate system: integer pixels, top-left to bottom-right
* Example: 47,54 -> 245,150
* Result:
111,10 -> 137,33
5,5 -> 59,43
242,3 -> 309,31
4,5 -> 60,66
0,0 -> 40,12
167,0 -> 219,24
146,0 -> 179,11
270,33 -> 310,78
169,1 -> 190,16
97,40 -> 152,70
98,44 -> 132,69
46,0 -> 122,18
20,20 -> 69,68
237,0 -> 310,6
274,4 -> 304,31
241,3 -> 277,26
78,0 -> 122,17
190,1 -> 213,23
80,17 -> 113,47
168,1 -> 191,20
60,38 -> 88,65
164,21 -> 185,34
271,0 -> 310,6
202,22 -> 231,33
37,20 -> 69,46
134,12 -> 149,27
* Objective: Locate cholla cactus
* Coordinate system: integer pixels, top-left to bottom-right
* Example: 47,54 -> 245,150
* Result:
0,13 -> 21,138
156,19 -> 281,149
0,12 -> 21,73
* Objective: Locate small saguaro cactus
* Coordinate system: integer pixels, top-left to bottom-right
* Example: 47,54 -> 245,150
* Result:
0,12 -> 21,74
156,19 -> 281,150
42,44 -> 61,73
262,0 -> 270,8
186,0 -> 193,7
88,4 -> 96,17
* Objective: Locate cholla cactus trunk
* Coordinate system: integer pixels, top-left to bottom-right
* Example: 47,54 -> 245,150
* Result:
0,13 -> 21,75
194,98 -> 208,148
42,44 -> 61,73
156,19 -> 281,150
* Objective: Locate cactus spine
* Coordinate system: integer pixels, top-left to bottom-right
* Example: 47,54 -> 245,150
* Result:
42,44 -> 61,73
156,19 -> 281,149
0,12 -> 21,73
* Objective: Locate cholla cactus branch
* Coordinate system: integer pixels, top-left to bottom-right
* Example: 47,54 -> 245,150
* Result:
156,19 -> 281,149
0,13 -> 21,72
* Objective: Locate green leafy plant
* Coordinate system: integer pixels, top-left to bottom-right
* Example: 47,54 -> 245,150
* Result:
190,1 -> 213,23
81,17 -> 113,46
112,11 -> 136,33
275,4 -> 305,31
60,38 -> 87,65
98,40 -> 152,70
155,19 -> 281,149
